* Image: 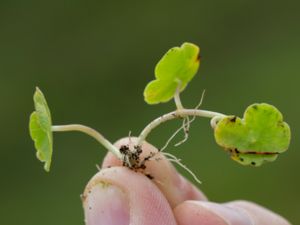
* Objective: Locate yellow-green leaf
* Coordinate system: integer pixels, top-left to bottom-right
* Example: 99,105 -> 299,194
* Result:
144,42 -> 200,104
29,87 -> 53,171
214,103 -> 291,166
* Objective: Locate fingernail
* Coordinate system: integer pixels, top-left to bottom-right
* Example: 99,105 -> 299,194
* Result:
83,181 -> 130,225
194,202 -> 253,225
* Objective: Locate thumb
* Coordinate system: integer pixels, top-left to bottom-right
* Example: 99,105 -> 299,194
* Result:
82,167 -> 177,225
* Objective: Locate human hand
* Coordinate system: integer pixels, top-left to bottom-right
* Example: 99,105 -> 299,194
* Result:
82,137 -> 290,225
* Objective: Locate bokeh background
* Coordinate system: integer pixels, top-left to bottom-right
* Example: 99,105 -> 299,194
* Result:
1,1 -> 299,224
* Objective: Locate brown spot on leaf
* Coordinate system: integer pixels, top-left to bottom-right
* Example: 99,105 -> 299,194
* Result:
244,151 -> 279,155
230,116 -> 237,122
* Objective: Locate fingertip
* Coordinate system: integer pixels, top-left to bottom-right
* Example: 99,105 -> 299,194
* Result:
83,167 -> 176,225
83,178 -> 129,225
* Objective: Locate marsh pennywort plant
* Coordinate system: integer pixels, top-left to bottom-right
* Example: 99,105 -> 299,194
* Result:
29,42 -> 291,183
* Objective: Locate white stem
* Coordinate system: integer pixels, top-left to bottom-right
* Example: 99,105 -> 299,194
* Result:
174,87 -> 184,110
52,124 -> 123,160
210,116 -> 224,129
137,109 -> 226,146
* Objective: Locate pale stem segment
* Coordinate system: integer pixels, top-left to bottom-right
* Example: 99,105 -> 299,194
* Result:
137,109 -> 226,146
174,85 -> 184,110
51,124 -> 123,160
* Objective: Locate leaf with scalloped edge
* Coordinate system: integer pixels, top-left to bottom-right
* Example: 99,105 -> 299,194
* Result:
214,103 -> 291,166
144,42 -> 200,104
29,87 -> 53,171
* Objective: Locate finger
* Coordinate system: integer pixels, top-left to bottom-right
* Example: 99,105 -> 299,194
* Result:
225,200 -> 291,225
102,137 -> 207,208
82,167 -> 177,225
174,200 -> 291,225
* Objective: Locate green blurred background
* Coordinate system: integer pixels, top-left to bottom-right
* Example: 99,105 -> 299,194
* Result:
1,0 -> 299,224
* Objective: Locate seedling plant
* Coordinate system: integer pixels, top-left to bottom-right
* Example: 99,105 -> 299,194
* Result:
29,42 -> 291,184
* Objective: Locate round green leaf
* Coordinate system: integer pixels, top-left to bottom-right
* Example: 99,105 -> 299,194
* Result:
29,87 -> 53,171
144,42 -> 200,104
214,103 -> 291,166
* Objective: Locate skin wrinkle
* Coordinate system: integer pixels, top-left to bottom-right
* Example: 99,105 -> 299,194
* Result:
189,202 -> 230,225
223,204 -> 255,225
132,185 -> 166,225
177,201 -> 255,225
174,201 -> 229,225
225,201 -> 291,225
202,207 -> 230,225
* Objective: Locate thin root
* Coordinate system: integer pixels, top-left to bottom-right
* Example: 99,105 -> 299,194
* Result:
96,164 -> 101,171
195,89 -> 206,110
174,116 -> 191,147
128,130 -> 132,145
163,152 -> 201,184
170,89 -> 207,149
160,122 -> 186,152
161,114 -> 197,151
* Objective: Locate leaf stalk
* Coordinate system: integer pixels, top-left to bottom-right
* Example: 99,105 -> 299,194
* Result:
52,124 -> 123,160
